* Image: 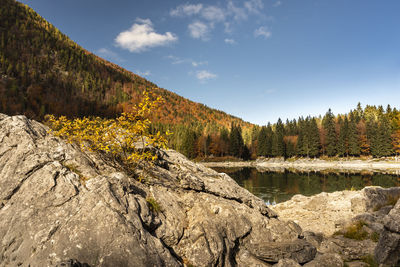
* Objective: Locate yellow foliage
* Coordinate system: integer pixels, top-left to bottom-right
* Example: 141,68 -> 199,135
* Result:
46,91 -> 170,170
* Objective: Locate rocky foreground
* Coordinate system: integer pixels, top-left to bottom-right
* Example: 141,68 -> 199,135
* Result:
0,114 -> 314,266
0,114 -> 399,267
274,187 -> 400,266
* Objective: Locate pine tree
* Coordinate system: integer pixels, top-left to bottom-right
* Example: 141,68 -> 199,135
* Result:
378,115 -> 393,157
181,128 -> 197,159
229,124 -> 245,158
367,120 -> 379,157
309,118 -> 320,157
275,118 -> 285,157
348,113 -> 360,156
271,131 -> 279,157
337,117 -> 349,157
257,126 -> 268,156
323,109 -> 337,156
297,117 -> 307,156
265,123 -> 273,157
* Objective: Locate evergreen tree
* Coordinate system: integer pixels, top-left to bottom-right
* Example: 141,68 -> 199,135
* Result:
337,117 -> 349,157
296,117 -> 305,156
323,109 -> 337,156
378,115 -> 393,157
181,128 -> 197,159
367,120 -> 379,157
309,118 -> 320,157
275,118 -> 285,157
220,127 -> 230,156
257,126 -> 268,156
271,131 -> 279,157
229,124 -> 245,158
265,123 -> 273,157
348,113 -> 360,156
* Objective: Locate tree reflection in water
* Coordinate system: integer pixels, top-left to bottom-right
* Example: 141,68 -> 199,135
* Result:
211,167 -> 400,204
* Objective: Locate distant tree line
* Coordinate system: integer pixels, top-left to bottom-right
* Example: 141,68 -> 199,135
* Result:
157,103 -> 400,160
253,104 -> 400,159
255,104 -> 400,159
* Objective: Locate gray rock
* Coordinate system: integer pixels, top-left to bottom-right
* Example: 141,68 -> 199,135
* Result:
303,231 -> 324,249
55,259 -> 91,267
303,253 -> 343,267
375,200 -> 400,266
246,239 -> 316,264
272,258 -> 301,267
273,186 -> 400,238
235,249 -> 272,267
375,231 -> 400,266
0,114 -> 314,267
319,236 -> 376,261
362,187 -> 400,212
345,261 -> 369,267
383,200 -> 400,233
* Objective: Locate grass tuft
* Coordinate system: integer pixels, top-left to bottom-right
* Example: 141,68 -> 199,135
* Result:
146,197 -> 161,213
361,255 -> 378,267
342,221 -> 369,240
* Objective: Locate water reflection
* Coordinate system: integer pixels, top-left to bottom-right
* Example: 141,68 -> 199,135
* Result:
212,167 -> 400,204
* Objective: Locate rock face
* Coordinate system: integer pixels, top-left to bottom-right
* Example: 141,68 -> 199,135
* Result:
0,114 -> 316,267
273,186 -> 400,266
273,186 -> 400,237
375,199 -> 400,266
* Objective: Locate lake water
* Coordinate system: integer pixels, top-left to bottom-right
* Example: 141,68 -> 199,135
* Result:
211,167 -> 400,204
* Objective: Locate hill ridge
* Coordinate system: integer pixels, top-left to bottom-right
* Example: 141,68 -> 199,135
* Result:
0,0 -> 251,130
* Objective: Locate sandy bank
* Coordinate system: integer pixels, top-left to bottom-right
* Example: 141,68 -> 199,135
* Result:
201,158 -> 400,173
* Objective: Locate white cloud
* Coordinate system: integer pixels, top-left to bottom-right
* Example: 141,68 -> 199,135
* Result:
223,22 -> 233,33
170,1 -> 267,40
115,18 -> 178,53
201,6 -> 226,22
254,26 -> 271,39
227,1 -> 248,21
196,70 -> 217,81
188,21 -> 210,40
166,55 -> 207,67
244,0 -> 264,14
192,61 -> 208,67
224,38 -> 236,44
166,55 -> 186,64
170,4 -> 203,17
273,1 -> 282,7
136,70 -> 152,77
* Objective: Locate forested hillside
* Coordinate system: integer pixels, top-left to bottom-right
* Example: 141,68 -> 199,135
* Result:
0,0 -> 251,138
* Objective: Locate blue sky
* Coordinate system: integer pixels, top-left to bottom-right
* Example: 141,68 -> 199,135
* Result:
20,0 -> 400,125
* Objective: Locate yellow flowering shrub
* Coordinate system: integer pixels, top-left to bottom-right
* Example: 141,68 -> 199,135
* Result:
46,91 -> 171,171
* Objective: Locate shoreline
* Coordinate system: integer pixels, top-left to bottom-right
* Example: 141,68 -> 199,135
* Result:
201,158 -> 400,174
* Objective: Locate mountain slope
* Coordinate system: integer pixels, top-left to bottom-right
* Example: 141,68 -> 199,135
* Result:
0,0 -> 251,130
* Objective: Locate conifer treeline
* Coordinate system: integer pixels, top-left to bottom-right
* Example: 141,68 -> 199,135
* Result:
164,104 -> 400,159
255,104 -> 400,159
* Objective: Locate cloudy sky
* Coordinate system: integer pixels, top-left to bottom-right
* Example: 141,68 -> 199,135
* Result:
20,0 -> 400,125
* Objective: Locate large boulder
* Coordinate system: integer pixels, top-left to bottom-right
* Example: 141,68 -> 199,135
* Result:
273,186 -> 400,237
0,114 -> 315,267
375,199 -> 400,266
272,183 -> 400,265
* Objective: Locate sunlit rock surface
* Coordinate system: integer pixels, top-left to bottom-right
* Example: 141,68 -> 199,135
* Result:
0,114 -> 316,267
